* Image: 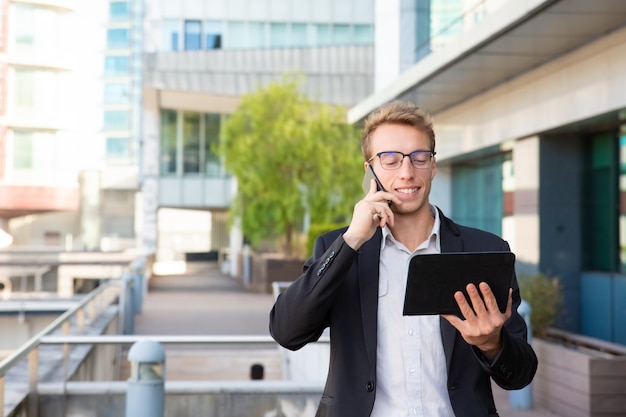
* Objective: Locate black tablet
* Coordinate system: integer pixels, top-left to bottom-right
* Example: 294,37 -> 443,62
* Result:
403,251 -> 515,317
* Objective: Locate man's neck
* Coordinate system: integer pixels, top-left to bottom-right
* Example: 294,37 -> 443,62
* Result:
388,205 -> 435,252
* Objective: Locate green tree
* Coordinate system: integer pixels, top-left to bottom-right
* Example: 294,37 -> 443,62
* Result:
219,74 -> 363,257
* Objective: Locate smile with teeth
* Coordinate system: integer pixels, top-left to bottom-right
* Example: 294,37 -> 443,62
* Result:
396,187 -> 418,194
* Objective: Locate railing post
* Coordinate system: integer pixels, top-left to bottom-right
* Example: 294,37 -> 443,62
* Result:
0,374 -> 5,416
510,299 -> 533,409
28,348 -> 39,417
121,271 -> 135,334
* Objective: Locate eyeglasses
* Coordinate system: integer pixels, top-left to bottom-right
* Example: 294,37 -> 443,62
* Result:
368,150 -> 436,170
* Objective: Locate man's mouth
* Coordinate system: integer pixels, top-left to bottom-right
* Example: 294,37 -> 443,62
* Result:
396,187 -> 418,195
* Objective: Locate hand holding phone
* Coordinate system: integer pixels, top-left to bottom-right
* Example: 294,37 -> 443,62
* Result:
362,165 -> 392,207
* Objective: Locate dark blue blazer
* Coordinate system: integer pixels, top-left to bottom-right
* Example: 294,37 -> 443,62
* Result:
270,209 -> 537,417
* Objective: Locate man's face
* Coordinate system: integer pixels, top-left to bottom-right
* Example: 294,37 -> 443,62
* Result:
365,123 -> 436,216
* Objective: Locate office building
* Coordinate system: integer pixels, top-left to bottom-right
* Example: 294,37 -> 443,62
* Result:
350,0 -> 626,343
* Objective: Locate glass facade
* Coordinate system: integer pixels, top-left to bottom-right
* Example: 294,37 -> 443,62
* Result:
160,109 -> 225,178
106,137 -> 130,159
183,112 -> 201,174
621,132 -> 626,273
103,0 -> 138,165
107,28 -> 129,49
104,82 -> 130,104
104,56 -> 130,76
161,19 -> 373,51
583,132 -> 621,272
184,20 -> 202,50
13,131 -> 33,169
160,109 -> 177,175
451,153 -> 507,237
110,2 -> 130,22
13,3 -> 59,56
104,110 -> 130,131
205,20 -> 223,49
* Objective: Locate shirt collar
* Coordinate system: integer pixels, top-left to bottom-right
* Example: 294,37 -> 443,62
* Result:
381,204 -> 441,252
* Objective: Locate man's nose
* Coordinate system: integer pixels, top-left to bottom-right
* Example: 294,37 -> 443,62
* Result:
397,156 -> 414,177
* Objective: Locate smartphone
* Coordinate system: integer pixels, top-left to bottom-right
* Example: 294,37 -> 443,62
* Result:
362,165 -> 392,206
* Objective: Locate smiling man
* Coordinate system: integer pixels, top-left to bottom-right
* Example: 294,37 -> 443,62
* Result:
269,100 -> 537,417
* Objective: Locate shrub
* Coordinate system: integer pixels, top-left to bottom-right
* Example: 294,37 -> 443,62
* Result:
518,272 -> 562,338
306,223 -> 347,257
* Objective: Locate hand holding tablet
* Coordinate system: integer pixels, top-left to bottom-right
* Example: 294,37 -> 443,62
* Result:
403,252 -> 515,318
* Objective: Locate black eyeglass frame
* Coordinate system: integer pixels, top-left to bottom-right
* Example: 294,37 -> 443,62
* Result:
367,150 -> 436,170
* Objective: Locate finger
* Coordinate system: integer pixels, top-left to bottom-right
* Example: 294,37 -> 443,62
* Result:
441,313 -> 463,328
478,282 -> 499,313
369,179 -> 378,195
454,290 -> 474,319
504,288 -> 513,319
466,283 -> 487,315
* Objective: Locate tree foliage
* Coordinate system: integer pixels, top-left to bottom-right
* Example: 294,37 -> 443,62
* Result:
219,74 -> 363,257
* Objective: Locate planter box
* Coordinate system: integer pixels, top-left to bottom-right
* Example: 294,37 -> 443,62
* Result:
248,252 -> 304,294
533,330 -> 626,417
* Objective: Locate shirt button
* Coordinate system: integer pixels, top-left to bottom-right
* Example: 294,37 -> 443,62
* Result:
408,328 -> 414,336
409,369 -> 416,375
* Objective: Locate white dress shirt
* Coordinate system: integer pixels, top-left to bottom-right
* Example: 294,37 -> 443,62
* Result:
370,205 -> 456,417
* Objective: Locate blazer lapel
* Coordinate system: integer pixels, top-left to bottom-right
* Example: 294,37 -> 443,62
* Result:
358,228 -> 382,370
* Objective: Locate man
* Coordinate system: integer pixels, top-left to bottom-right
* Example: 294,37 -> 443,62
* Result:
269,101 -> 537,417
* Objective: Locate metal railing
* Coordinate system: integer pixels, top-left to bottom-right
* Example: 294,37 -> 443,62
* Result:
0,280 -> 122,417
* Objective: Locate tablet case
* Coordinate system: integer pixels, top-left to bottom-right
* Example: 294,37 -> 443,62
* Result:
403,251 -> 515,317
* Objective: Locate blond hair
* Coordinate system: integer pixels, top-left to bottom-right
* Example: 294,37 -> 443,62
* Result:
361,101 -> 435,160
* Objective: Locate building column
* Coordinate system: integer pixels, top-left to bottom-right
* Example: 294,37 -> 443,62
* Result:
512,136 -> 540,276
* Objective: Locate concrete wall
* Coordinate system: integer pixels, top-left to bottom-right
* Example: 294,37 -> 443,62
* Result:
37,382 -> 323,417
434,24 -> 626,161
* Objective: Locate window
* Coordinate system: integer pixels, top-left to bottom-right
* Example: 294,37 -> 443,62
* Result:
205,20 -> 223,49
314,24 -> 331,46
104,56 -> 129,76
621,133 -> 626,273
269,23 -> 288,47
333,24 -> 351,45
354,24 -> 373,44
248,22 -> 266,48
583,132 -> 620,272
107,29 -> 129,49
291,23 -> 308,46
104,82 -> 130,104
160,109 -> 177,175
452,153 -> 506,236
184,20 -> 202,50
205,113 -> 222,177
106,137 -> 130,159
227,21 -> 246,48
15,68 -> 34,108
14,4 -> 34,53
109,2 -> 129,21
183,112 -> 201,174
163,20 -> 180,51
13,131 -> 33,169
104,110 -> 130,131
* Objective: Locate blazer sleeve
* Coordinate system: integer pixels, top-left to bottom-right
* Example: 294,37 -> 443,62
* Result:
469,241 -> 538,390
269,229 -> 356,351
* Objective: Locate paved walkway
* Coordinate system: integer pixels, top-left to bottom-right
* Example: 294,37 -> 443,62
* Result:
136,261 -> 560,417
